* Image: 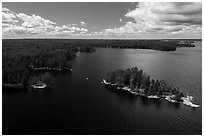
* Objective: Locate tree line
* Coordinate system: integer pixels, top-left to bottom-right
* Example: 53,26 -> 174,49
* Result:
2,39 -> 97,88
2,48 -> 76,88
104,67 -> 184,101
3,39 -> 195,53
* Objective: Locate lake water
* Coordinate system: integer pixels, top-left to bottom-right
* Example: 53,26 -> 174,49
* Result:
2,41 -> 202,134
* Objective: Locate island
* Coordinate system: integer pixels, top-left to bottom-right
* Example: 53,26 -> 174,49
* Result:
102,67 -> 200,108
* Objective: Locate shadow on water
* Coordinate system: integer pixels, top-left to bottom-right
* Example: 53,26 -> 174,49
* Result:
138,96 -> 163,110
105,86 -> 138,103
2,87 -> 29,96
3,86 -> 53,97
166,101 -> 181,109
30,88 -> 53,96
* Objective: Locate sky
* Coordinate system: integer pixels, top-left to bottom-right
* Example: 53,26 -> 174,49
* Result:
2,2 -> 202,39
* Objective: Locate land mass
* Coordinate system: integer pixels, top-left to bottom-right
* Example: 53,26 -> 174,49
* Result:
2,38 -> 98,89
102,67 -> 200,108
3,39 -> 196,52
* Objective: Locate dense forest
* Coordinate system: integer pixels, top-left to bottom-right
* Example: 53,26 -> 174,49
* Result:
3,39 -> 195,53
29,49 -> 75,69
104,67 -> 184,101
2,50 -> 75,88
71,46 -> 96,52
2,39 -> 99,88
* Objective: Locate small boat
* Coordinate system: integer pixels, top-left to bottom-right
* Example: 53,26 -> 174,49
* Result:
32,82 -> 47,89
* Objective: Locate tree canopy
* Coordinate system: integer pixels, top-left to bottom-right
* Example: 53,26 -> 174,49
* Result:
104,67 -> 184,101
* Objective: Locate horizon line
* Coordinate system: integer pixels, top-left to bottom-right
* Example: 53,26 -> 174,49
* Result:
2,38 -> 202,40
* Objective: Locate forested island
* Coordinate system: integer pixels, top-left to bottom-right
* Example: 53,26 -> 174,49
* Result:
102,67 -> 200,108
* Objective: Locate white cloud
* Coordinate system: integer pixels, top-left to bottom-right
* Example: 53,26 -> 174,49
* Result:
2,7 -> 89,38
125,2 -> 201,26
80,21 -> 86,26
99,2 -> 202,39
54,24 -> 88,33
17,13 -> 56,28
2,7 -> 18,24
2,3 -> 202,39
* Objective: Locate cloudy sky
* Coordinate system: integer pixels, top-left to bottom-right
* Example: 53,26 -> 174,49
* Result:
2,2 -> 202,39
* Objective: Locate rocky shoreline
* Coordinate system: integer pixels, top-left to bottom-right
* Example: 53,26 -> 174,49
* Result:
102,79 -> 200,108
2,83 -> 23,89
28,65 -> 72,72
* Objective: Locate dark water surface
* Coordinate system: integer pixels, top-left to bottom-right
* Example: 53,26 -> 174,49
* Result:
2,41 -> 202,134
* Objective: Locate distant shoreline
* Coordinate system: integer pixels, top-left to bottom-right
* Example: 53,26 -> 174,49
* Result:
3,39 -> 197,52
2,38 -> 202,41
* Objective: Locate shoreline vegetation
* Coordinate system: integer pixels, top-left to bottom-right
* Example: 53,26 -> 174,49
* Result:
2,49 -> 75,89
3,39 -> 97,90
2,83 -> 23,89
3,39 -> 196,52
102,67 -> 200,108
27,65 -> 72,72
2,72 -> 55,90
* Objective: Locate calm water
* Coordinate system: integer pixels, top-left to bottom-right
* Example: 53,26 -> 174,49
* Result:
2,41 -> 202,134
